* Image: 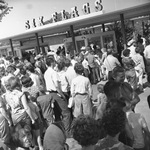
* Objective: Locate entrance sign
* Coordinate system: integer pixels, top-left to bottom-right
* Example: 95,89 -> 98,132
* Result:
25,0 -> 103,29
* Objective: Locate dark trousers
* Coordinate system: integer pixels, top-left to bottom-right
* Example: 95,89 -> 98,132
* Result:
50,92 -> 72,135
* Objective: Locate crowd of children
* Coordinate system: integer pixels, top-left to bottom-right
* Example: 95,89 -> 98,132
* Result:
0,35 -> 149,150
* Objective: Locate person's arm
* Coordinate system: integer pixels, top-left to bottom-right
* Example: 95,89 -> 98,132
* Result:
21,94 -> 35,124
0,107 -> 13,126
87,79 -> 92,99
131,91 -> 140,106
71,81 -> 75,98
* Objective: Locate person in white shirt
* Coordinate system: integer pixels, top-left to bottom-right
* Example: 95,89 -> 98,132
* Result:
65,58 -> 77,87
103,48 -> 120,80
44,57 -> 71,136
132,47 -> 145,91
57,58 -> 70,101
25,63 -> 41,89
71,63 -> 92,118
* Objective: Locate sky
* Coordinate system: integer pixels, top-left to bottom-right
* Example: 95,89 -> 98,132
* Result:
0,0 -> 149,39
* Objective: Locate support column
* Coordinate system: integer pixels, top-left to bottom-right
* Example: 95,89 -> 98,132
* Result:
35,33 -> 40,55
70,25 -> 77,54
142,21 -> 145,36
131,20 -> 134,29
120,14 -> 126,49
41,36 -> 44,43
102,24 -> 105,32
41,36 -> 46,54
20,41 -> 23,46
9,39 -> 15,56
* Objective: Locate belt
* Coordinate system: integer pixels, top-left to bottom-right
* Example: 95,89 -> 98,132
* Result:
49,90 -> 58,93
76,93 -> 88,95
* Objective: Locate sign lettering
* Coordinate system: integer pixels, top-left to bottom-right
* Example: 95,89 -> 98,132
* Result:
25,0 -> 103,29
95,0 -> 103,12
82,3 -> 90,14
71,6 -> 79,18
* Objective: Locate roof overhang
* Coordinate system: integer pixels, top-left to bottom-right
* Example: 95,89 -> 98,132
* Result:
0,2 -> 150,42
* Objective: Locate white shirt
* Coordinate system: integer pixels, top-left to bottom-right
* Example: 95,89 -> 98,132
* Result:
44,67 -> 60,91
103,55 -> 120,71
65,66 -> 77,86
58,70 -> 69,92
30,73 -> 41,88
128,45 -> 136,57
82,59 -> 90,72
144,45 -> 150,59
132,53 -> 145,70
71,75 -> 92,97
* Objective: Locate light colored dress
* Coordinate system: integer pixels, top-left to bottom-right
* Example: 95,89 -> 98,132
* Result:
5,90 -> 27,125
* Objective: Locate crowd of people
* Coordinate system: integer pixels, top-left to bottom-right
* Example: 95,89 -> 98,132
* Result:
0,34 -> 150,150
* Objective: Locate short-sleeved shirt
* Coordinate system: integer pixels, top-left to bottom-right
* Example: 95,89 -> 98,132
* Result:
5,90 -> 27,125
44,67 -> 60,92
71,75 -> 92,97
103,55 -> 120,71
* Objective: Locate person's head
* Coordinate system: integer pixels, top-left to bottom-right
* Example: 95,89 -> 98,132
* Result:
137,38 -> 143,45
25,63 -> 35,73
7,77 -> 21,91
122,49 -> 130,57
97,83 -> 104,93
74,63 -> 84,75
20,67 -> 27,76
101,48 -> 107,54
112,66 -> 125,83
46,56 -> 56,68
21,76 -> 34,88
107,48 -> 112,55
0,66 -> 5,77
7,65 -> 16,74
104,81 -> 121,101
14,57 -> 19,63
72,115 -> 99,147
12,123 -> 32,148
135,46 -> 140,54
57,58 -> 66,71
102,107 -> 126,137
64,58 -> 71,67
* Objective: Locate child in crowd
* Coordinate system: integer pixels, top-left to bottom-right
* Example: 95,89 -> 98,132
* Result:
71,63 -> 92,118
92,82 -> 107,120
112,66 -> 126,83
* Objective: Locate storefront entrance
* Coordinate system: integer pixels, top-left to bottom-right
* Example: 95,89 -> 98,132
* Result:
64,31 -> 117,55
